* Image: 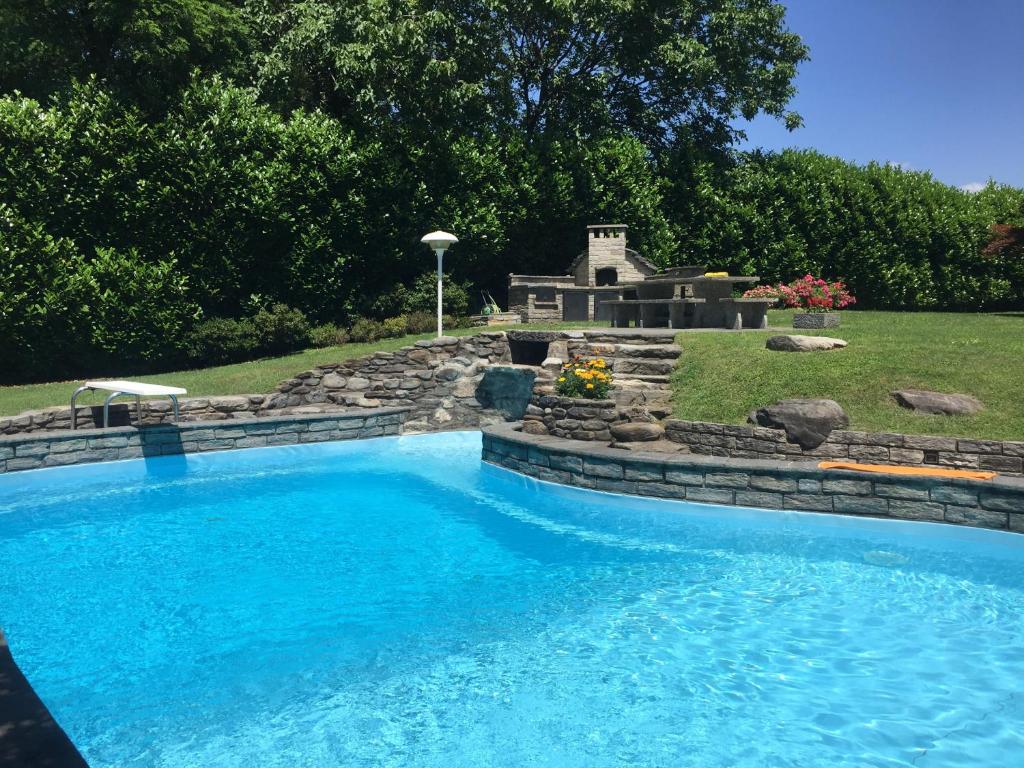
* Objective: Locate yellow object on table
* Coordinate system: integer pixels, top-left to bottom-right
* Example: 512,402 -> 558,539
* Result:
704,271 -> 729,278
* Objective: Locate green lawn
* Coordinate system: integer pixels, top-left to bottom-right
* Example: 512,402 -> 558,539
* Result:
0,322 -> 600,417
671,309 -> 1024,441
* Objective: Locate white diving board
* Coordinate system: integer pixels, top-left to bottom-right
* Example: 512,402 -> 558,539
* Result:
71,380 -> 188,430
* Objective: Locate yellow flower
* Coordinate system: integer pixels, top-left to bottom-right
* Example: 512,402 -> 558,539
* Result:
586,383 -> 594,389
558,376 -> 566,382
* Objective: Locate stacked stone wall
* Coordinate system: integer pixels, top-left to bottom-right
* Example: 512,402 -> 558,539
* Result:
664,420 -> 1024,476
0,409 -> 407,473
482,424 -> 1024,533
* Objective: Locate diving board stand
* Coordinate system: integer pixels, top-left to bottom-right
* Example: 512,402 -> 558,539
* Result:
71,380 -> 188,430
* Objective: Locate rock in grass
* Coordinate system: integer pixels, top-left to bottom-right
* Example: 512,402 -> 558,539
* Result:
749,398 -> 849,450
610,422 -> 665,443
891,390 -> 983,416
765,335 -> 848,352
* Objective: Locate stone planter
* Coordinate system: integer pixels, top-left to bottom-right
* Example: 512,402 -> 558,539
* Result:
793,312 -> 840,329
528,395 -> 619,441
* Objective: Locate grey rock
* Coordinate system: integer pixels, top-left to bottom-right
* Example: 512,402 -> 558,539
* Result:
749,398 -> 849,450
321,372 -> 347,389
766,335 -> 848,352
610,422 -> 665,443
475,366 -> 537,420
891,390 -> 983,416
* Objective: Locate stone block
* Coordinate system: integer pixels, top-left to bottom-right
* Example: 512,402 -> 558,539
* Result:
15,442 -> 51,457
956,439 -> 1003,454
734,490 -> 783,508
822,478 -> 873,495
582,459 -> 624,479
87,435 -> 130,449
784,494 -> 833,512
307,420 -> 341,432
902,436 -> 958,452
636,482 -> 688,499
749,475 -> 798,493
832,495 -> 889,515
7,456 -> 44,470
686,487 -> 735,504
234,436 -> 268,449
929,486 -> 979,505
664,468 -> 705,486
889,448 -> 926,464
797,478 -> 821,493
527,448 -> 550,467
704,472 -> 750,488
1010,514 -> 1024,533
873,483 -> 930,500
195,439 -> 235,452
978,455 -> 1023,473
937,452 -> 979,469
887,500 -> 945,521
979,492 -> 1023,513
943,505 -> 1008,529
847,445 -> 891,462
623,463 -> 664,482
549,454 -> 583,473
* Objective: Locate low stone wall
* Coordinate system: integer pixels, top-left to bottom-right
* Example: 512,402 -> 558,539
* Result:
664,419 -> 1024,476
0,408 -> 407,474
268,333 -> 527,432
482,424 -> 1024,533
524,395 -> 619,440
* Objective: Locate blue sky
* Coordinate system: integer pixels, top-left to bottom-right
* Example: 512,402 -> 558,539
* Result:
739,0 -> 1024,189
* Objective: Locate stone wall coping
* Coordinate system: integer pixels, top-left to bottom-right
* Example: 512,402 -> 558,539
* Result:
482,422 -> 1024,495
0,407 -> 411,446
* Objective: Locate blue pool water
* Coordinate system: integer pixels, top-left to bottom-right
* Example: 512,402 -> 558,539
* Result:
0,432 -> 1022,767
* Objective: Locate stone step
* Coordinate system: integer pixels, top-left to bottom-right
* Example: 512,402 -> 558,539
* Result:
613,343 -> 682,359
614,375 -> 672,386
580,329 -> 679,344
611,358 -> 676,377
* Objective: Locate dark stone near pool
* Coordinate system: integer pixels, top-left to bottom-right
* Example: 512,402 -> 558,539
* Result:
749,398 -> 849,450
891,390 -> 983,416
610,422 -> 665,443
474,366 -> 537,420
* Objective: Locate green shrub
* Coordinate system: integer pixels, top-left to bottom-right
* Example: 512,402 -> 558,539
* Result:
405,272 -> 472,316
184,317 -> 257,365
309,323 -> 349,348
251,303 -> 311,355
404,311 -> 436,334
348,317 -> 386,343
381,316 -> 408,338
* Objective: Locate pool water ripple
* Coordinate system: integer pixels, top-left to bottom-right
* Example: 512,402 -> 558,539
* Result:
0,431 -> 1022,767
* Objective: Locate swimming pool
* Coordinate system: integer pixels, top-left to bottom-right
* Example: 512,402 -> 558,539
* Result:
0,431 -> 1022,766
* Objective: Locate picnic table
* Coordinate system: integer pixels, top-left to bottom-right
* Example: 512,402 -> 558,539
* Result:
604,275 -> 773,329
71,380 -> 187,430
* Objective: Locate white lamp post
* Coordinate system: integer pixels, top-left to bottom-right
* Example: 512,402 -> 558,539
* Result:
420,230 -> 458,337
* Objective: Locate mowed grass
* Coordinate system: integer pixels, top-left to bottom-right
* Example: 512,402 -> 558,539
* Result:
671,309 -> 1024,440
0,322 -> 600,417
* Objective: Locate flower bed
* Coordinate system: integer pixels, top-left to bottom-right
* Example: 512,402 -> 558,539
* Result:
556,357 -> 613,399
744,275 -> 856,313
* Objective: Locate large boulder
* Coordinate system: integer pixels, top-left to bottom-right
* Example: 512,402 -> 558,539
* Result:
610,422 -> 665,443
749,398 -> 849,449
766,335 -> 848,352
891,390 -> 983,416
474,366 -> 537,420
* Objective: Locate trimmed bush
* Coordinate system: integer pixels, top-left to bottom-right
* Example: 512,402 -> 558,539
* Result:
184,317 -> 257,365
348,317 -> 386,343
381,316 -> 408,338
251,303 -> 311,356
309,323 -> 349,348
404,311 -> 436,334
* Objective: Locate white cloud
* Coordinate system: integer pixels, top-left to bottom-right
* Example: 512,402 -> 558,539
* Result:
960,181 -> 987,193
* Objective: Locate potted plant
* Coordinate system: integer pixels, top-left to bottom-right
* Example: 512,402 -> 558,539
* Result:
744,276 -> 855,328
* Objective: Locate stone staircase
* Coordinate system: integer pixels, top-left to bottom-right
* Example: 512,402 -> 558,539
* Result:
533,329 -> 682,418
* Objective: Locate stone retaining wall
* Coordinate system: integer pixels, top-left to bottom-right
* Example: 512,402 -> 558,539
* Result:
664,419 -> 1024,476
524,395 -> 619,441
482,424 -> 1024,533
256,333 -> 524,432
0,408 -> 407,474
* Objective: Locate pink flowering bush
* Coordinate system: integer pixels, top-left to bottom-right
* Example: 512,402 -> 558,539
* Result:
743,275 -> 856,313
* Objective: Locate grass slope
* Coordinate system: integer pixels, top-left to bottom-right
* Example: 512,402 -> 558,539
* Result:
671,309 -> 1024,441
0,322 -> 597,417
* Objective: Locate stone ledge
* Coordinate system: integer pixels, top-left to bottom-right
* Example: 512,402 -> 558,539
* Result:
482,423 -> 1024,534
0,408 -> 410,474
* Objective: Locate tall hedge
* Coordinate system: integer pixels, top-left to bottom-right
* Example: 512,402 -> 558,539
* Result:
669,149 -> 1024,309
